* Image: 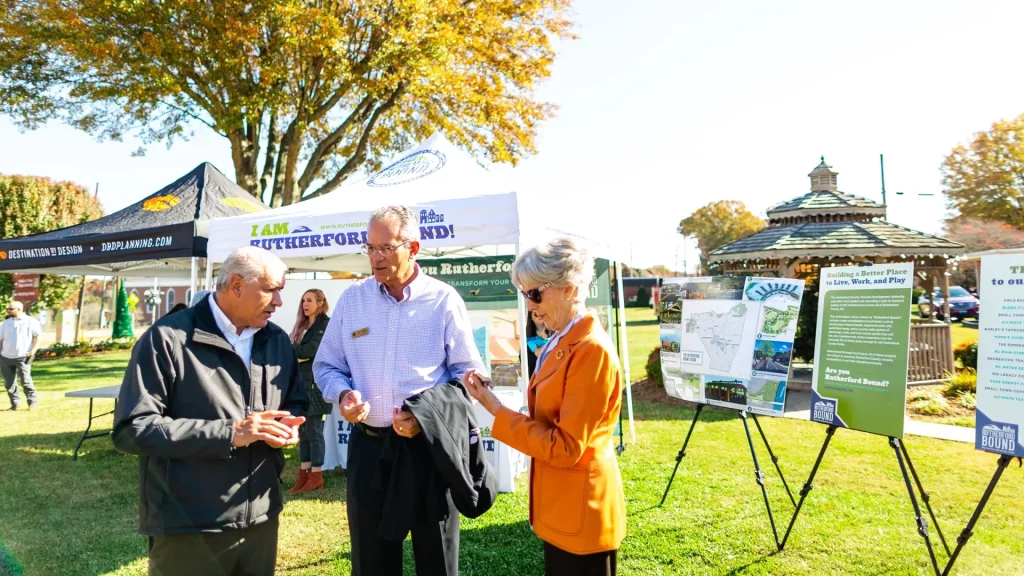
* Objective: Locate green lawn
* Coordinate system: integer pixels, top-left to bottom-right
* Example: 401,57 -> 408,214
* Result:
2,350 -> 1022,575
625,306 -> 659,382
951,323 -> 976,348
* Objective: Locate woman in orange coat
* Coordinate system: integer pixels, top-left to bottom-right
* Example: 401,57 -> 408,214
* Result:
465,237 -> 626,575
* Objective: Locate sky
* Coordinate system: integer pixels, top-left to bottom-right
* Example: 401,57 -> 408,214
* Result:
2,0 -> 1023,271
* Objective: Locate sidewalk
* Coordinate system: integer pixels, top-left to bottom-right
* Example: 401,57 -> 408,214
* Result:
784,389 -> 974,444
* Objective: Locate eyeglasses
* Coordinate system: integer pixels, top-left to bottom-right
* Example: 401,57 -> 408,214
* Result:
361,242 -> 410,257
521,283 -> 553,304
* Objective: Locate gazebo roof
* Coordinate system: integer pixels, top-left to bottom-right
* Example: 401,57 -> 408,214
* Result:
709,220 -> 965,263
767,190 -> 886,218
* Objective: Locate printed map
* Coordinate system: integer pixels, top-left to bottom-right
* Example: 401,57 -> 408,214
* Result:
761,304 -> 799,337
685,303 -> 747,372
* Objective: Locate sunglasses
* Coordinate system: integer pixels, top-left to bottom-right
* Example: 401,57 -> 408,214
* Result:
521,282 -> 553,304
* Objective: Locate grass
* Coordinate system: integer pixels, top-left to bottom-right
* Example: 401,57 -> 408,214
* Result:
624,306 -> 659,382
2,350 -> 1023,575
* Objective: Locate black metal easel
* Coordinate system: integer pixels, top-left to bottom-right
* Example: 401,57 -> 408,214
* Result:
659,404 -> 796,549
940,455 -> 1020,576
780,426 -> 952,576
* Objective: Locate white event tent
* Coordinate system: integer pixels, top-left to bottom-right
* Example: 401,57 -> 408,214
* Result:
207,134 -> 635,440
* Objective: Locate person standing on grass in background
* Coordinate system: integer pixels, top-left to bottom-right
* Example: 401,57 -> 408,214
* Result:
1,301 -> 41,411
287,288 -> 331,493
314,204 -> 485,576
113,246 -> 308,576
464,237 -> 626,576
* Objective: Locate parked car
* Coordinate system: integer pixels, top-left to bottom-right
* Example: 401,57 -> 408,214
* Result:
918,286 -> 979,321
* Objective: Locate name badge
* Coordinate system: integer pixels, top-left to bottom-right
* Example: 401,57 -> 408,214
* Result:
351,327 -> 370,339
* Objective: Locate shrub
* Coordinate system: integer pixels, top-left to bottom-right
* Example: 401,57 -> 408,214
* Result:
634,286 -> 651,308
34,337 -> 135,361
909,394 -> 952,416
793,277 -> 818,362
953,391 -> 976,410
943,368 -> 977,398
954,340 -> 978,369
646,347 -> 663,388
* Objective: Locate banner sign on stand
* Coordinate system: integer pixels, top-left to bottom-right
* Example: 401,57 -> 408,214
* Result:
659,276 -> 804,417
810,264 -> 913,438
975,255 -> 1024,457
420,256 -> 517,310
419,256 -> 611,312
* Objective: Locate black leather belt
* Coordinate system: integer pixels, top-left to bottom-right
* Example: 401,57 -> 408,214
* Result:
356,423 -> 392,438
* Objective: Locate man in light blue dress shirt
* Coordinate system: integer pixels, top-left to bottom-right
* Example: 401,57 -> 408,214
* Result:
314,205 -> 485,576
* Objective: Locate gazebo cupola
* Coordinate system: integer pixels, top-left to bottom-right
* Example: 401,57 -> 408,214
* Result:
766,157 -> 887,228
809,156 -> 838,191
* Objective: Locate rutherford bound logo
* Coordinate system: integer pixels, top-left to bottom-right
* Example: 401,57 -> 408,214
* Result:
420,209 -> 444,224
980,423 -> 1018,455
813,399 -> 836,423
368,150 -> 446,187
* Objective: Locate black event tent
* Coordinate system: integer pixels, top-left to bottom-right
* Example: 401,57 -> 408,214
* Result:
0,163 -> 265,278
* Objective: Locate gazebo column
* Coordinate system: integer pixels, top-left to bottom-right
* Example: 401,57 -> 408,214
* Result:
939,268 -> 952,325
923,271 -> 936,320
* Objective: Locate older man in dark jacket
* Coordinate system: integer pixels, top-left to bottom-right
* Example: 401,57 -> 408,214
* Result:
113,246 -> 308,576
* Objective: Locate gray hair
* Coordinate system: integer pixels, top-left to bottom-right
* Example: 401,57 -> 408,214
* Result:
511,237 -> 594,303
216,246 -> 288,291
370,205 -> 420,243
8,301 -> 23,312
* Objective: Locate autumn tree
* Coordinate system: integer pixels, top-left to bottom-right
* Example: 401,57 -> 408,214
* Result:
942,216 -> 1024,289
943,114 -> 1024,228
942,216 -> 1024,253
0,0 -> 573,207
678,201 -> 765,274
0,175 -> 103,310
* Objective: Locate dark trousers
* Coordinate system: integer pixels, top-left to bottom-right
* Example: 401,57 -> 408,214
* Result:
299,414 -> 326,467
544,542 -> 617,576
1,355 -> 36,408
148,517 -> 279,576
347,425 -> 459,576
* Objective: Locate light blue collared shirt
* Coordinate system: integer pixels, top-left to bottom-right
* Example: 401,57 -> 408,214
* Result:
313,266 -> 486,427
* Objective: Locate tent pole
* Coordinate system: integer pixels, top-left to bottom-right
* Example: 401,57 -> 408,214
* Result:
515,242 -> 530,409
615,261 -> 635,442
204,259 -> 214,292
189,257 -> 198,305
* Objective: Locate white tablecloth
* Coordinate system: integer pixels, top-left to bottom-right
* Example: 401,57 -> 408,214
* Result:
322,387 -> 528,493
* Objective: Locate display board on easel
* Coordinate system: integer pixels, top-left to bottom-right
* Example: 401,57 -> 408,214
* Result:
659,276 -> 804,417
657,275 -> 805,550
783,263 -> 952,576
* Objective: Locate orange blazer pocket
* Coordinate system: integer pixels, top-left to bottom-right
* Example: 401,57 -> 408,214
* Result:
536,461 -> 588,536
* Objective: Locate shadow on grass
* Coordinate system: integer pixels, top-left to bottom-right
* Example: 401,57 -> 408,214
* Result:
626,318 -> 660,327
456,520 -> 543,575
0,430 -> 144,576
632,402 -> 742,423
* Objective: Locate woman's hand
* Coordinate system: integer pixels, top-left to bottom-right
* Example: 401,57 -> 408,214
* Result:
464,369 -> 502,416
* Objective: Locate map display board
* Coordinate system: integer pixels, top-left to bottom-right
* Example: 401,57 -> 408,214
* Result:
810,264 -> 913,438
975,255 -> 1024,458
659,276 -> 805,416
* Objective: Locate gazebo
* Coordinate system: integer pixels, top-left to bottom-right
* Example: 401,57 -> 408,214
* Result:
709,158 -> 966,383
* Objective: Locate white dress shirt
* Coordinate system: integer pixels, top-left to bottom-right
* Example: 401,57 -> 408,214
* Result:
208,295 -> 260,370
0,315 -> 41,359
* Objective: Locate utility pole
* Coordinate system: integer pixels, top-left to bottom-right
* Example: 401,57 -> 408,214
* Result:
879,153 -> 887,210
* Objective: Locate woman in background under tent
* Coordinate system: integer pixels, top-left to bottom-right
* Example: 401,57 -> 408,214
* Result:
525,311 -> 549,377
288,289 -> 332,493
